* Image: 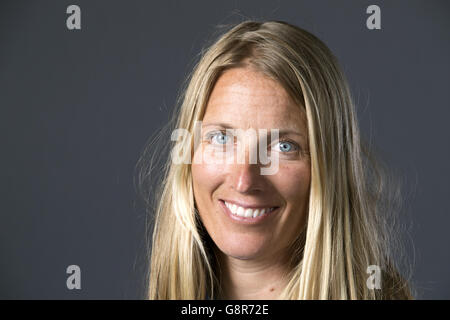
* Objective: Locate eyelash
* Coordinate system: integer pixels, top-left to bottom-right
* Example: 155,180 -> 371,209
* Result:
204,130 -> 300,153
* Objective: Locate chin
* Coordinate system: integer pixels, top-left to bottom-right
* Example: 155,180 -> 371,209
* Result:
216,235 -> 269,260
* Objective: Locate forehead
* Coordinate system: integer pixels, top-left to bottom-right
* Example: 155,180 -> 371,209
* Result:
203,67 -> 306,132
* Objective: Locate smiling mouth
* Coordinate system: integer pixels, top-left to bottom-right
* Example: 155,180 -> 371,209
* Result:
219,199 -> 279,219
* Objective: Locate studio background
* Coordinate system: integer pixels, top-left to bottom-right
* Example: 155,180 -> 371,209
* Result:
1,0 -> 449,299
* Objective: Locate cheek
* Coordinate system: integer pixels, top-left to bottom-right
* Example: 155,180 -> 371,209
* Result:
270,162 -> 311,245
191,152 -> 229,248
276,162 -> 311,191
192,147 -> 226,191
191,148 -> 227,212
274,162 -> 311,207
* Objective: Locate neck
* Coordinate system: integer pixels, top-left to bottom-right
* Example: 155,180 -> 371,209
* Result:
217,249 -> 291,300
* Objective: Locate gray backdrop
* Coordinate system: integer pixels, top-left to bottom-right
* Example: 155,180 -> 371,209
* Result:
1,0 -> 449,299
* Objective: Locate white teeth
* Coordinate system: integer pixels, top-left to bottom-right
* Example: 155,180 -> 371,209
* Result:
244,208 -> 253,217
224,201 -> 276,218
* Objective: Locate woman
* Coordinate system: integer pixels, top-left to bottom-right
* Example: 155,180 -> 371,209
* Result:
137,20 -> 413,299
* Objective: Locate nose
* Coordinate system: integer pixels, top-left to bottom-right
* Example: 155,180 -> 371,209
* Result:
228,146 -> 265,193
230,163 -> 263,193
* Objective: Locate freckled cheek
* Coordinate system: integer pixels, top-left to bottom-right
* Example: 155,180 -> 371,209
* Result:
191,160 -> 228,235
192,149 -> 227,202
192,163 -> 225,186
273,164 -> 311,207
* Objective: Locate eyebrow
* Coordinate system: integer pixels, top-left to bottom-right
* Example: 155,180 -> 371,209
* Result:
201,122 -> 306,139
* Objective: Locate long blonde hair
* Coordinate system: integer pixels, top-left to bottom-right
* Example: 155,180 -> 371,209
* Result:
137,20 -> 414,299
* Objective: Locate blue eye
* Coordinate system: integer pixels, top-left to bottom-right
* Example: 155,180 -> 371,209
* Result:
208,131 -> 230,145
275,140 -> 298,153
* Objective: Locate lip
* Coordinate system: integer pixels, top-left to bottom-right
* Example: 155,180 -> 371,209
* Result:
218,199 -> 280,224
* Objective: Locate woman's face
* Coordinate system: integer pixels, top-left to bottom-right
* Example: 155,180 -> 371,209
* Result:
191,67 -> 311,262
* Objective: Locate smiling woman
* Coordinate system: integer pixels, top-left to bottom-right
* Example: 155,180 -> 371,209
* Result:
191,67 -> 311,299
137,20 -> 413,299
